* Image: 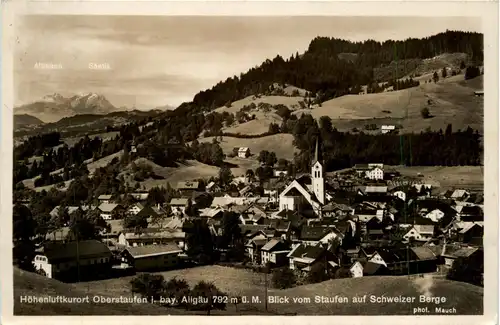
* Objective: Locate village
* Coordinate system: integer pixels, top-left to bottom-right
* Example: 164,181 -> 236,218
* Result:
28,140 -> 484,290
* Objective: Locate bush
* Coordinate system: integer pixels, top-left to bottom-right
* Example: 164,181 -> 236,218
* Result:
271,267 -> 297,289
130,273 -> 166,301
164,277 -> 191,307
306,263 -> 330,284
188,281 -> 227,315
421,107 -> 431,119
465,66 -> 481,80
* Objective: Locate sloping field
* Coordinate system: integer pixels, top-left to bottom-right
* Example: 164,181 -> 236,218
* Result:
224,117 -> 280,135
295,75 -> 483,134
62,131 -> 119,147
199,134 -> 297,161
214,95 -> 305,115
413,53 -> 468,76
137,160 -> 220,190
15,267 -> 483,315
13,268 -> 173,315
393,166 -> 483,191
264,275 -> 483,315
76,265 -> 266,299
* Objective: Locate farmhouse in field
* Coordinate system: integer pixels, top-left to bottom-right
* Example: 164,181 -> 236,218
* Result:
238,147 -> 251,158
381,125 -> 396,134
33,240 -> 112,281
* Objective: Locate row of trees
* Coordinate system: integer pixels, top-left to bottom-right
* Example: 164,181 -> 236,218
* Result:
130,274 -> 228,315
290,114 -> 482,172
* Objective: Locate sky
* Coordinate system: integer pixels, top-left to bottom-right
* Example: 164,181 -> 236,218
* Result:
14,16 -> 482,110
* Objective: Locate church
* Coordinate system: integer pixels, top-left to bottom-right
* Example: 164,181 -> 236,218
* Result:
279,140 -> 327,219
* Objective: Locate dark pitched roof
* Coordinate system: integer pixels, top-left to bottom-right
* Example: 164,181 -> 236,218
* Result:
363,261 -> 387,275
299,226 -> 333,241
125,243 -> 182,258
42,240 -> 111,263
289,244 -> 325,260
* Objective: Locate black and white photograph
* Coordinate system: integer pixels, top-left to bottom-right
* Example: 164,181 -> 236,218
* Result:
2,2 -> 498,322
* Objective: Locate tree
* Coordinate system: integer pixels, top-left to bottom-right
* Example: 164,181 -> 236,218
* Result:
306,262 -> 330,284
460,60 -> 466,69
465,66 -> 481,80
185,219 -> 215,264
271,267 -> 296,289
245,169 -> 255,182
13,204 -> 37,271
421,107 -> 431,119
447,257 -> 483,286
130,273 -> 166,301
164,277 -> 191,307
433,71 -> 439,83
122,212 -> 148,231
266,152 -> 277,167
441,67 -> 447,78
67,209 -> 109,241
189,281 -> 227,315
218,165 -> 233,188
220,211 -> 243,254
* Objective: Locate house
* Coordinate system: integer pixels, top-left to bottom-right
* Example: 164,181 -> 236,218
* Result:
368,247 -> 437,275
169,198 -> 190,215
128,203 -> 145,216
121,243 -> 183,271
458,205 -> 483,222
97,194 -> 113,204
49,205 -> 92,219
458,223 -> 483,244
176,181 -> 201,196
260,239 -> 291,267
245,232 -> 270,264
403,225 -> 435,242
366,167 -> 384,180
424,209 -> 445,223
135,205 -> 162,220
322,202 -> 354,218
118,228 -> 186,249
363,261 -> 389,276
349,261 -> 364,278
381,125 -> 396,134
205,181 -> 221,193
295,226 -> 342,246
355,207 -> 384,223
474,90 -> 484,97
392,190 -> 406,202
441,245 -> 483,270
123,192 -> 149,202
238,147 -> 251,158
287,243 -> 339,274
279,140 -> 325,217
33,240 -> 112,281
98,203 -> 125,220
211,196 -> 256,208
273,170 -> 288,178
199,207 -> 224,220
237,205 -> 266,225
450,189 -> 470,201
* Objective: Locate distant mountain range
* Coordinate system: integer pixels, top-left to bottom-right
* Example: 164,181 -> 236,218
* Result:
15,93 -> 176,124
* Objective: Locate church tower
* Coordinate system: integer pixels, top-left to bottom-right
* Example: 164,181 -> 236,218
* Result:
311,138 -> 325,204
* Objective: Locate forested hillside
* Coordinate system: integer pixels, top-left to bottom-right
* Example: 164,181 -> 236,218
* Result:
178,30 -> 482,114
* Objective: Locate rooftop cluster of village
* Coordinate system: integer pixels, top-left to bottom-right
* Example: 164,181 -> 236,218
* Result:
28,144 -> 484,287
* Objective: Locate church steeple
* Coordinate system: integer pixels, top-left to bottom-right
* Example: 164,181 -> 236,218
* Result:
313,138 -> 319,164
311,137 -> 324,204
